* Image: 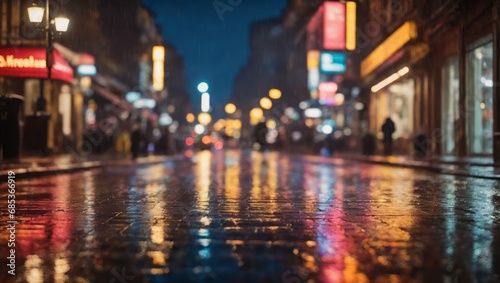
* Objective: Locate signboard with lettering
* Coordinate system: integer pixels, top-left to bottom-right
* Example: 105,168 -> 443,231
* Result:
0,48 -> 73,83
320,52 -> 346,74
318,82 -> 338,106
361,21 -> 417,78
323,2 -> 346,50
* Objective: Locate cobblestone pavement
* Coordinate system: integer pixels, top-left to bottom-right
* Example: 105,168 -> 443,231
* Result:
1,150 -> 500,283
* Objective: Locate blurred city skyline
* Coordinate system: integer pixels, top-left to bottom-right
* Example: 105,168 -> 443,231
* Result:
142,0 -> 287,115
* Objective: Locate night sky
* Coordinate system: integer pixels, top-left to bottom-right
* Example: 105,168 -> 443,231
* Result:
142,0 -> 287,114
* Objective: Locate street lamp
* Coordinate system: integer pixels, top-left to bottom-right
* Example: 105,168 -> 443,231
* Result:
27,1 -> 70,111
197,82 -> 209,93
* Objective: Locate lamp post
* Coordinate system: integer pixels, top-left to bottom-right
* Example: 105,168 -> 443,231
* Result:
27,1 -> 70,111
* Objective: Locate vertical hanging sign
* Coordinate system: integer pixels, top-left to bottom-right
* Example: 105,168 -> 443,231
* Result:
152,45 -> 165,91
345,1 -> 356,51
323,2 -> 346,50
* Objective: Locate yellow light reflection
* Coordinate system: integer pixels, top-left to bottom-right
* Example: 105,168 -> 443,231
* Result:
251,151 -> 263,198
225,150 -> 241,212
195,149 -> 212,241
25,255 -> 44,283
54,257 -> 70,283
147,251 -> 166,266
151,224 -> 164,245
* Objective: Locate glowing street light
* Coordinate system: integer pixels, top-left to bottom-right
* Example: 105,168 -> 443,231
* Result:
269,88 -> 282,99
201,92 -> 210,112
197,82 -> 209,93
198,112 -> 212,125
54,17 -> 70,32
186,113 -> 195,123
28,1 -> 71,111
225,103 -> 236,114
27,4 -> 44,23
249,107 -> 264,125
260,97 -> 273,110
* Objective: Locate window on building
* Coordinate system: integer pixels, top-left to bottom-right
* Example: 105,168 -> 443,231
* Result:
466,37 -> 494,155
441,56 -> 459,155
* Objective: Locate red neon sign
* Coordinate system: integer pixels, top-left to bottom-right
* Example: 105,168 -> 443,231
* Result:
0,47 -> 73,83
323,2 -> 346,50
319,82 -> 338,106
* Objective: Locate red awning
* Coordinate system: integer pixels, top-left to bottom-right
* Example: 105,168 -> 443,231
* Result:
0,47 -> 73,83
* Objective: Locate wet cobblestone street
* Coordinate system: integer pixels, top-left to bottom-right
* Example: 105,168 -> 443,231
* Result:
1,150 -> 500,283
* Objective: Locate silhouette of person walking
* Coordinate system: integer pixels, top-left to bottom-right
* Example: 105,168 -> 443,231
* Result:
130,122 -> 142,159
252,121 -> 268,151
381,117 -> 396,155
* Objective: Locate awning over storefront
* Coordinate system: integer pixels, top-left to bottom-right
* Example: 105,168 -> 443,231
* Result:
361,21 -> 418,79
0,47 -> 73,83
53,43 -> 95,66
92,84 -> 133,112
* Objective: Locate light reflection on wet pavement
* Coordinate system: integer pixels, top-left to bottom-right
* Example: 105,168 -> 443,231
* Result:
1,150 -> 499,282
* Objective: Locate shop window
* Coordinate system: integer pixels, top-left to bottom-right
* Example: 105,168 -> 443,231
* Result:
372,79 -> 414,140
466,37 -> 494,155
441,56 -> 459,155
59,85 -> 72,136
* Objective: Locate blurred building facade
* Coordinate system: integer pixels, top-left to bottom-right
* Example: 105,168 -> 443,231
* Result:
0,0 -> 191,158
230,0 -> 325,140
231,0 -> 499,162
355,0 -> 500,162
0,0 -> 77,157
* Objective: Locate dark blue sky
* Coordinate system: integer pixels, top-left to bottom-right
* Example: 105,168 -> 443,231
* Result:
142,0 -> 287,113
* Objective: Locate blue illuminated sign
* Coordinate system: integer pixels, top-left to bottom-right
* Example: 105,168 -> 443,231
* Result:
320,52 -> 346,74
77,64 -> 97,76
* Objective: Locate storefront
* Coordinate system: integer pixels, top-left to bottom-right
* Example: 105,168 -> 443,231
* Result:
466,36 -> 494,155
429,0 -> 500,162
370,78 -> 415,144
361,21 -> 428,155
0,47 -> 75,154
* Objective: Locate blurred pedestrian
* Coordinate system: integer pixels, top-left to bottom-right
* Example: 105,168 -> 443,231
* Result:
381,117 -> 396,155
361,133 -> 376,155
157,127 -> 170,155
130,123 -> 142,159
252,121 -> 268,151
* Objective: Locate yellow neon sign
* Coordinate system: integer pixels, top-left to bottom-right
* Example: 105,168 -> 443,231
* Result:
152,45 -> 165,91
361,21 -> 417,78
307,50 -> 320,70
345,1 -> 356,51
